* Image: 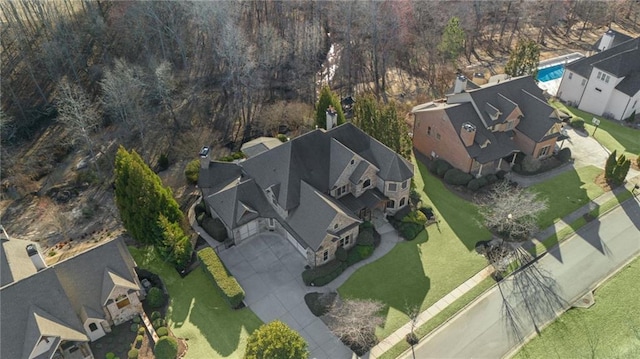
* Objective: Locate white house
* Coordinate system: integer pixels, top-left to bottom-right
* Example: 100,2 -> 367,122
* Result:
557,35 -> 640,121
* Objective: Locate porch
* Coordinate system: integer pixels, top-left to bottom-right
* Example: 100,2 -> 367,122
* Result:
338,188 -> 388,222
470,152 -> 519,177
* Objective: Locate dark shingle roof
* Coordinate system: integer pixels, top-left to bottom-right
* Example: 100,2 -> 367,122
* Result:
566,37 -> 640,78
0,269 -> 87,359
615,71 -> 640,96
515,89 -> 559,141
592,30 -> 633,51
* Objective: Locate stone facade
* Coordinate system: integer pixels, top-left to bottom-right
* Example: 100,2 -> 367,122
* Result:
105,286 -> 143,326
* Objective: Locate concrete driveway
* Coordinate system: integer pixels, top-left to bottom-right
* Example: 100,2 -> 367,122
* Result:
218,232 -> 353,359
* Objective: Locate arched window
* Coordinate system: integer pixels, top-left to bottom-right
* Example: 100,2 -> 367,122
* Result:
89,323 -> 98,332
399,198 -> 406,207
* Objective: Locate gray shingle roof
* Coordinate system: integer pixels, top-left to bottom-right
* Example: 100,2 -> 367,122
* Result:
515,89 -> 559,141
240,137 -> 283,158
0,269 -> 87,359
616,71 -> 640,96
287,182 -> 360,251
329,139 -> 357,186
592,30 -> 633,51
566,37 -> 640,78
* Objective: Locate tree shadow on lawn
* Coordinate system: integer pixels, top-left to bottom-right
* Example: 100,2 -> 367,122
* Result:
129,246 -> 261,358
414,153 -> 491,251
339,230 -> 430,337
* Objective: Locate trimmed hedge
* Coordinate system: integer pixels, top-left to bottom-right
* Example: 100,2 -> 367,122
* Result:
434,159 -> 453,178
335,247 -> 348,262
127,349 -> 139,359
201,217 -> 228,242
444,168 -> 473,185
154,336 -> 178,359
356,228 -> 375,246
467,177 -> 488,191
302,260 -> 346,286
557,147 -> 572,163
152,318 -> 166,329
156,326 -> 169,337
198,248 -> 245,308
146,287 -> 165,308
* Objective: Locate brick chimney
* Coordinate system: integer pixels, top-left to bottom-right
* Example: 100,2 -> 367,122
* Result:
460,122 -> 476,147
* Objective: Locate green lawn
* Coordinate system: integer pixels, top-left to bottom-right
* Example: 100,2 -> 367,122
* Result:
529,165 -> 604,229
129,247 -> 263,359
550,100 -> 640,158
514,255 -> 640,358
338,159 -> 490,339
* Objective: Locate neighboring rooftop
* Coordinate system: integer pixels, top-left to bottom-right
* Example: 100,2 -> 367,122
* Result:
240,136 -> 284,158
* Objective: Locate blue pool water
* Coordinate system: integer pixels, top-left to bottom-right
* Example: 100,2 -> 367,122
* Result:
537,64 -> 565,82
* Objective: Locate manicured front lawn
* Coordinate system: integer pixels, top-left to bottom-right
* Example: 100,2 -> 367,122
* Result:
338,158 -> 490,339
550,100 -> 640,158
129,247 -> 263,359
529,165 -> 604,229
514,255 -> 640,358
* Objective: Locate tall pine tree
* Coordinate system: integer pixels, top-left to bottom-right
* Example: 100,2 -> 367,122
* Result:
353,94 -> 411,159
604,150 -> 618,181
505,39 -> 540,78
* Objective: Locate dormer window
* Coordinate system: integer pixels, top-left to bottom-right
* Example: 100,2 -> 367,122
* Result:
363,179 -> 371,188
115,294 -> 130,309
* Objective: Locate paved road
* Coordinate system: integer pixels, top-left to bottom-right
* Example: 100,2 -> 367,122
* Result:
403,197 -> 640,359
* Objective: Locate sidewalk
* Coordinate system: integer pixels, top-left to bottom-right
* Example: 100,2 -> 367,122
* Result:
371,174 -> 640,359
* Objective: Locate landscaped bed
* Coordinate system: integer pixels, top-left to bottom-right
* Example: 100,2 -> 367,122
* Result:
129,246 -> 263,359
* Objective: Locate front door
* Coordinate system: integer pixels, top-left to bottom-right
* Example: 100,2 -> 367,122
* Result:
358,208 -> 371,221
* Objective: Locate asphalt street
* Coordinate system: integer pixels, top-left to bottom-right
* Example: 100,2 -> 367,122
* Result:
403,197 -> 640,359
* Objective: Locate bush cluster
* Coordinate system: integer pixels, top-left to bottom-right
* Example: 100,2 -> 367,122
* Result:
127,349 -> 139,359
201,217 -> 227,242
388,209 -> 426,240
304,292 -> 337,317
570,117 -> 585,130
156,326 -> 169,337
153,318 -> 166,329
218,152 -> 245,162
431,159 -> 453,177
146,287 -> 165,308
302,260 -> 346,286
198,248 -> 245,308
184,159 -> 200,184
154,336 -> 178,359
276,134 -> 288,142
556,148 -> 572,163
443,168 -> 473,186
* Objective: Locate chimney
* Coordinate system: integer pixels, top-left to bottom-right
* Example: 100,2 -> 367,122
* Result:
453,74 -> 468,94
598,29 -> 615,52
460,122 -> 476,147
26,243 -> 47,271
326,105 -> 338,130
199,146 -> 211,169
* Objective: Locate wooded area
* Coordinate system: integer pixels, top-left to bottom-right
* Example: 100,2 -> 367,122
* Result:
1,0 -> 639,187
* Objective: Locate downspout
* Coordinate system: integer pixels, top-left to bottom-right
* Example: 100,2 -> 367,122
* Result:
621,96 -> 632,121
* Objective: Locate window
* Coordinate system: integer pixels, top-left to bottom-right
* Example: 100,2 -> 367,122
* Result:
89,323 -> 98,332
506,121 -> 514,130
597,71 -> 602,80
399,197 -> 406,207
605,75 -> 610,83
336,184 -> 348,197
334,223 -> 339,229
581,79 -> 587,86
568,72 -> 573,79
401,180 -> 408,189
115,294 -> 130,309
436,133 -> 441,140
388,183 -> 397,192
386,200 -> 395,209
538,145 -> 551,158
323,250 -> 329,261
350,159 -> 355,165
427,126 -> 432,136
339,235 -> 351,247
363,179 -> 371,188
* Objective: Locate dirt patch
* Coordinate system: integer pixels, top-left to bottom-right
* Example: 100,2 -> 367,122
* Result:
594,172 -> 617,192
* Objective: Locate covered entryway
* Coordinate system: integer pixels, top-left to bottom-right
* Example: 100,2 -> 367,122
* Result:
339,189 -> 388,221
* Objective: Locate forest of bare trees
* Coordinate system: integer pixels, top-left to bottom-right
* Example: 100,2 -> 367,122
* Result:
1,0 -> 639,177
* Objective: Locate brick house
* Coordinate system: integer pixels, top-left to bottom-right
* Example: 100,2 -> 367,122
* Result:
412,75 -> 563,176
198,123 -> 414,267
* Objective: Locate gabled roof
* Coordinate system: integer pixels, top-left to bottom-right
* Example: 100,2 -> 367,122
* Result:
566,37 -> 640,78
592,29 -> 633,51
53,238 -> 140,322
240,137 -> 283,158
1,269 -> 87,359
287,182 -> 361,251
329,138 -> 357,186
515,89 -> 559,141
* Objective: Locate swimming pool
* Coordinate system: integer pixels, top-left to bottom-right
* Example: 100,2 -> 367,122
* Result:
537,64 -> 565,82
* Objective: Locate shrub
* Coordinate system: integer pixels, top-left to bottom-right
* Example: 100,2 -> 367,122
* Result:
146,287 -> 165,308
402,210 -> 427,225
484,173 -> 498,184
556,147 -> 572,163
356,244 -> 374,259
127,349 -> 139,359
154,336 -> 178,359
570,117 -> 585,130
158,154 -> 169,171
496,170 -> 507,180
277,134 -> 288,142
399,222 -> 423,240
245,320 -> 309,359
418,206 -> 435,220
356,228 -> 375,246
443,168 -> 473,185
135,335 -> 144,344
198,248 -> 245,308
360,221 -> 374,230
132,316 -> 141,324
409,188 -> 422,207
467,178 -> 483,191
130,324 -> 139,333
106,353 -> 116,359
137,327 -> 145,335
434,159 -> 453,178
522,155 -> 542,173
196,212 -> 205,226
302,260 -> 346,286
153,318 -> 166,329
512,163 -> 522,173
156,326 -> 169,337
346,247 -> 363,266
151,311 -> 162,320
304,292 -> 337,317
202,217 -> 228,242
335,247 -> 348,262
185,159 -> 200,184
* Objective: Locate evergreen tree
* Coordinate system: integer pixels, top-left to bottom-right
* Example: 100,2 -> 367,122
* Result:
114,146 -> 183,246
353,94 -> 411,159
315,86 -> 345,129
505,39 -> 540,78
612,153 -> 630,185
437,17 -> 465,62
604,150 -> 618,181
156,215 -> 192,270
245,320 -> 309,359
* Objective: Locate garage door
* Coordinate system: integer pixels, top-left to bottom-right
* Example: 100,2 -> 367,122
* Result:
286,232 -> 307,257
239,221 -> 259,240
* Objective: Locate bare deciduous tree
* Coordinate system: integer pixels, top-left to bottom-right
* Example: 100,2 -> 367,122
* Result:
327,298 -> 385,356
55,78 -> 100,167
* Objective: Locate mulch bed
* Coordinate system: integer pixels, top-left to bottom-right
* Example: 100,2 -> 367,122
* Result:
594,173 -> 618,192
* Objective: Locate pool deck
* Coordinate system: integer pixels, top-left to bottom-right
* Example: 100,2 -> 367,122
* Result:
537,52 -> 584,96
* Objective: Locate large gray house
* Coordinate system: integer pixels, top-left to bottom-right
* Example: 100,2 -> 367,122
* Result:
1,228 -> 144,359
198,123 -> 414,267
